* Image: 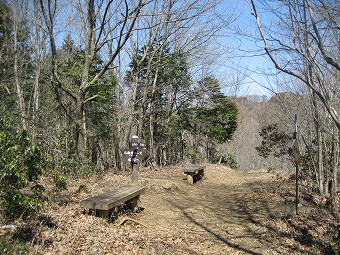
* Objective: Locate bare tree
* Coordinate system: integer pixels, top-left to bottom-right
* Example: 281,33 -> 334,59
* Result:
38,0 -> 147,160
124,0 -> 236,164
12,1 -> 29,131
248,0 -> 340,130
248,0 -> 339,199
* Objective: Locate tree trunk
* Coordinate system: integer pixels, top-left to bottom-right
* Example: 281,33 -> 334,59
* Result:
331,129 -> 339,197
149,67 -> 160,163
77,0 -> 95,159
31,2 -> 45,143
13,7 -> 28,131
112,79 -> 122,171
74,95 -> 86,159
126,76 -> 139,144
331,130 -> 339,217
312,92 -> 324,195
32,47 -> 41,142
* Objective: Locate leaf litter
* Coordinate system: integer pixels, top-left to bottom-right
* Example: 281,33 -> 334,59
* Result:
5,164 -> 338,255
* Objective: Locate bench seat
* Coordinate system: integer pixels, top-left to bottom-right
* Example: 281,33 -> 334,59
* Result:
183,166 -> 205,184
80,185 -> 145,218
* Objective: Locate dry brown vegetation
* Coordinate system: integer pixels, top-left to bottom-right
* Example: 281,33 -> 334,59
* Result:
2,164 -> 339,254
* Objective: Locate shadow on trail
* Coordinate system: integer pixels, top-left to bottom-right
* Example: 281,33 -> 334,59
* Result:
166,178 -> 313,255
179,203 -> 262,255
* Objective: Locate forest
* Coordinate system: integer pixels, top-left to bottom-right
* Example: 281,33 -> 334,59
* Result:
0,0 -> 339,254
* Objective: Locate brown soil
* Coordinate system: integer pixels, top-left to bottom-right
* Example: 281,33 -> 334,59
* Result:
12,164 -> 339,254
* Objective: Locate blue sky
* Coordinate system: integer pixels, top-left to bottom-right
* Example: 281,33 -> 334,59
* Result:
52,0 -> 275,97
217,0 -> 276,97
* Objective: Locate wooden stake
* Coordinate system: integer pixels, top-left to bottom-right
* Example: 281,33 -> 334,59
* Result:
132,162 -> 138,183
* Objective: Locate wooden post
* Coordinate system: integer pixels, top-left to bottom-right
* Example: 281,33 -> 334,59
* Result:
293,114 -> 299,215
122,136 -> 149,184
295,161 -> 299,215
131,162 -> 138,183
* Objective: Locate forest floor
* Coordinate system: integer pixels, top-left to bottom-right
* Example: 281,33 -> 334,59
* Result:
2,164 -> 339,254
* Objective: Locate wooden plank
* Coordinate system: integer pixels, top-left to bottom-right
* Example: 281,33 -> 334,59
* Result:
184,165 -> 205,174
80,185 -> 144,210
80,185 -> 145,211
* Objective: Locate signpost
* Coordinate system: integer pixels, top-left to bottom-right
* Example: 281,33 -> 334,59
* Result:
292,114 -> 300,215
122,136 -> 149,183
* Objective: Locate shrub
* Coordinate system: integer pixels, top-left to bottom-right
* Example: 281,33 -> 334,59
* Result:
319,224 -> 340,255
220,153 -> 238,170
187,148 -> 203,163
57,157 -> 99,178
0,238 -> 28,255
0,129 -> 47,218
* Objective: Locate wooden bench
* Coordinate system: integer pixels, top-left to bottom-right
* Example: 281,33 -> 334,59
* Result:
184,166 -> 205,184
80,185 -> 145,218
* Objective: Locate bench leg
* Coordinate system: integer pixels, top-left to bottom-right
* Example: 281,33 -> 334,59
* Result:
187,174 -> 194,184
126,195 -> 140,211
96,209 -> 110,218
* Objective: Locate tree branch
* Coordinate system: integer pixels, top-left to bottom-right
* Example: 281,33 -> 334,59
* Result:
249,0 -> 340,130
306,0 -> 340,72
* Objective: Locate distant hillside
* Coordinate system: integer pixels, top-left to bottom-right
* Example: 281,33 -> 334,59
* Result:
224,95 -> 289,171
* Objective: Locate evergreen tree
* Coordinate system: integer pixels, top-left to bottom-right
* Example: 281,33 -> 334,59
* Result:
196,95 -> 238,144
42,35 -> 116,172
126,42 -> 192,164
187,76 -> 238,144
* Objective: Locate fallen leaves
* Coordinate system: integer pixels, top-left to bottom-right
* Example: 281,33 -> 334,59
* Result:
2,164 -> 338,255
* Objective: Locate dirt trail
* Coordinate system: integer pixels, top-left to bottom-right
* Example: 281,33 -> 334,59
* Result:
136,164 -> 288,255
30,164 -> 335,255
